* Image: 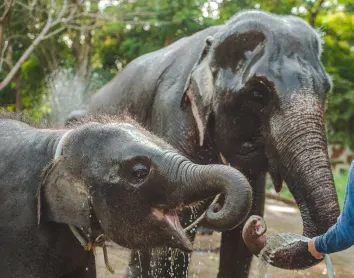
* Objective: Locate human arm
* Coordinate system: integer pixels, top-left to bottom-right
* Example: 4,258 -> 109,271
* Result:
308,161 -> 354,256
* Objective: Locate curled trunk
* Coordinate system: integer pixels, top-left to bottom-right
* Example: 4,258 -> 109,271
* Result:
245,94 -> 340,269
160,152 -> 253,232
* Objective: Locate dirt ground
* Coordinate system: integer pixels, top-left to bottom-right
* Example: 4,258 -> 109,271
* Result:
96,199 -> 354,278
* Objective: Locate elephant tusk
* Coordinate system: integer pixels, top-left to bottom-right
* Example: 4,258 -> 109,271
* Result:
219,152 -> 230,166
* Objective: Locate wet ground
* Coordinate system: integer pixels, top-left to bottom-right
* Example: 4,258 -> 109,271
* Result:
96,199 -> 354,277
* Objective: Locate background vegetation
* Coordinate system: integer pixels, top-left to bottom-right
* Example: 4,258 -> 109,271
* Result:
0,0 -> 353,145
266,169 -> 348,209
0,0 -> 353,203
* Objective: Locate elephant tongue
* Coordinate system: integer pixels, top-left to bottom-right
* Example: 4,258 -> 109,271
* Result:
164,210 -> 182,231
151,208 -> 192,251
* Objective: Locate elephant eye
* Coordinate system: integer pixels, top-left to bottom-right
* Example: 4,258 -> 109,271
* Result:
131,163 -> 149,183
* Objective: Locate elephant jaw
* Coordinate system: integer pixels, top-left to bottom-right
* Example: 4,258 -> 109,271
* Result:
151,208 -> 193,252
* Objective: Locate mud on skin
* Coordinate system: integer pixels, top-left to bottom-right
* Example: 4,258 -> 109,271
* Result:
0,113 -> 251,278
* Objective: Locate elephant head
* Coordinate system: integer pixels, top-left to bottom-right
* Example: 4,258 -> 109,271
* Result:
182,10 -> 340,269
40,115 -> 252,252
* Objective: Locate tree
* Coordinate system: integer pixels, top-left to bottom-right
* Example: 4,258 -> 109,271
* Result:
0,0 -> 104,92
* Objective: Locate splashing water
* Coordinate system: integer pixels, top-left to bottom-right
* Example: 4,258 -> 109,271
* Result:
137,250 -> 143,277
46,68 -> 89,126
256,233 -> 334,278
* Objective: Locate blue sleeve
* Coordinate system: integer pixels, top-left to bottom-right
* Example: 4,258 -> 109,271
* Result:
315,161 -> 354,254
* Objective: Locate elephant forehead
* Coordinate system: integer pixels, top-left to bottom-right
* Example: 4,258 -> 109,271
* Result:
228,11 -> 316,36
223,12 -> 320,54
112,123 -> 163,152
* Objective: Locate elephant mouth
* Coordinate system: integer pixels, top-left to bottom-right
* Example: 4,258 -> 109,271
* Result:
151,208 -> 193,252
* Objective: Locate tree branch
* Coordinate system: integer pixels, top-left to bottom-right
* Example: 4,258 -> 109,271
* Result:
0,19 -> 51,90
41,25 -> 66,39
0,0 -> 105,91
0,0 -> 13,23
66,23 -> 98,31
309,0 -> 325,27
0,0 -> 80,90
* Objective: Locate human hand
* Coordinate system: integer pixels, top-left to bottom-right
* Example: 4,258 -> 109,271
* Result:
308,237 -> 325,259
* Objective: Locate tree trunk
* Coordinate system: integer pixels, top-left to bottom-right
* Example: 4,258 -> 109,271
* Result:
0,0 -> 13,56
14,72 -> 23,111
5,27 -> 23,111
308,0 -> 325,27
83,27 -> 93,80
0,24 -> 3,60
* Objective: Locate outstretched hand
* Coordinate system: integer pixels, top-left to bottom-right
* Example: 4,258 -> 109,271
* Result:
308,237 -> 325,259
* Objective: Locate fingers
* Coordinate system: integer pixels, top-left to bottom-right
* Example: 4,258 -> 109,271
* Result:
308,237 -> 325,259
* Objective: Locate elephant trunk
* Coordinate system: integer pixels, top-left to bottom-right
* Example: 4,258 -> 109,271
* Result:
160,152 -> 253,232
245,94 -> 340,269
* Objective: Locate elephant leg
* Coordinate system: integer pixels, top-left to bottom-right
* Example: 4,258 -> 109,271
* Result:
60,252 -> 96,278
124,207 -> 199,278
124,250 -> 152,277
218,172 -> 266,278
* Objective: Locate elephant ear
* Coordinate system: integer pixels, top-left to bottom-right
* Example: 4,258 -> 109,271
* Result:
38,158 -> 91,228
182,36 -> 215,147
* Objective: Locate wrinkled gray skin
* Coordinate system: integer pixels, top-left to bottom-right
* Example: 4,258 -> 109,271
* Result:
242,215 -> 268,256
87,10 -> 340,277
0,116 -> 252,278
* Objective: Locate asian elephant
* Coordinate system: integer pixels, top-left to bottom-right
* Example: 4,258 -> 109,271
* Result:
0,114 -> 252,278
88,10 -> 340,278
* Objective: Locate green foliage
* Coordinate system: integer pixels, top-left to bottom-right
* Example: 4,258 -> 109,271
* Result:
21,55 -> 45,108
320,12 -> 354,148
334,170 -> 349,210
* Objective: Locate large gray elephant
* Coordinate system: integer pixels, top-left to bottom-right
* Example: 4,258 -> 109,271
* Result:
88,10 -> 340,277
0,114 -> 252,278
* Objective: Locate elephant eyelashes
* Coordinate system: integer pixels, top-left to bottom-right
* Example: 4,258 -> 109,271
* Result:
131,163 -> 149,183
120,156 -> 151,186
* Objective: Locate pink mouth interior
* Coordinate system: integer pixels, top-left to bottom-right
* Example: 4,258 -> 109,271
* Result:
151,208 -> 194,251
255,221 -> 265,235
152,208 -> 188,236
164,210 -> 185,232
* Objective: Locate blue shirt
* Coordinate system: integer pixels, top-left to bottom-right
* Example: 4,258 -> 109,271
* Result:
315,161 -> 354,254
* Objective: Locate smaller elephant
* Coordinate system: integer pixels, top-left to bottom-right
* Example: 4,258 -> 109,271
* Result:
0,114 -> 252,278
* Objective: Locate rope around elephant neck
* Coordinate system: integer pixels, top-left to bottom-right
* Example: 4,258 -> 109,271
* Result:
54,130 -> 115,274
183,152 -> 230,232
